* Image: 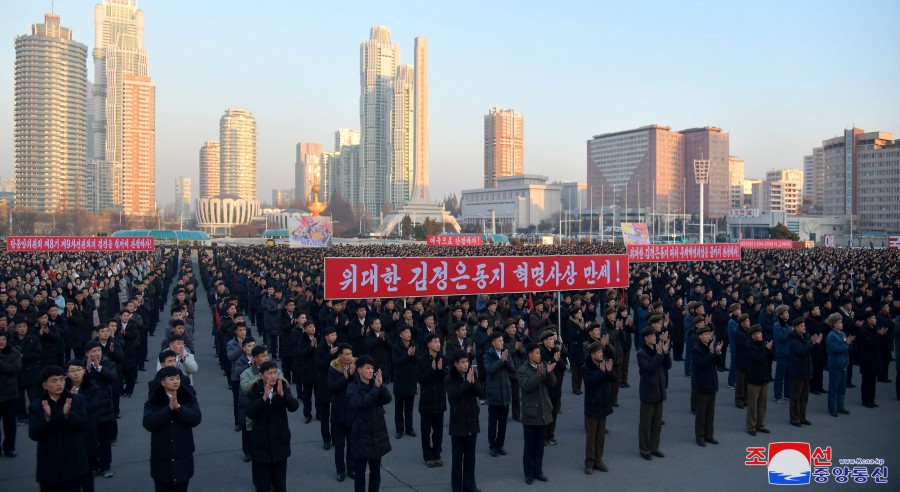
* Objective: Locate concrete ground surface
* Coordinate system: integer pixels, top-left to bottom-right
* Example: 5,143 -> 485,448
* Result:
1,254 -> 898,491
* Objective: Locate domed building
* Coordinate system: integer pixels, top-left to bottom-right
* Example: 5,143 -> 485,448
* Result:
195,194 -> 260,236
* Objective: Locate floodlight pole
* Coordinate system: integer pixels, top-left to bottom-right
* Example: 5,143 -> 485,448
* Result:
694,158 -> 710,244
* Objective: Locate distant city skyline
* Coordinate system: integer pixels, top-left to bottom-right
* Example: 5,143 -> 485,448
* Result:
1,1 -> 898,206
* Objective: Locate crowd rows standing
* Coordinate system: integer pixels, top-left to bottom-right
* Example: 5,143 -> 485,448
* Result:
194,244 -> 898,491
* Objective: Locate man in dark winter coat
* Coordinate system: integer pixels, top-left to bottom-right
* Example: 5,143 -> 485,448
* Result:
637,326 -> 671,460
745,325 -> 773,435
245,361 -> 299,492
417,332 -> 448,467
347,355 -> 392,492
445,350 -> 484,492
483,330 -> 515,457
11,321 -> 41,423
517,342 -> 556,484
64,359 -> 99,491
858,312 -> 889,408
29,366 -> 90,491
391,325 -> 418,439
0,331 -> 21,457
293,319 -> 318,423
35,312 -> 62,368
732,314 -> 751,409
142,366 -> 202,492
692,324 -> 722,447
278,300 -> 301,383
788,318 -> 821,426
315,327 -> 339,449
328,344 -> 355,482
825,313 -> 853,416
85,340 -> 118,477
582,341 -> 615,474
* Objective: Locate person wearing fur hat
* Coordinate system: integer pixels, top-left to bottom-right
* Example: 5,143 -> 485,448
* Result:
732,314 -> 751,409
582,341 -> 615,474
539,329 -> 567,445
788,318 -> 822,427
692,324 -> 722,447
745,325 -> 773,435
825,313 -> 853,416
773,305 -> 792,403
637,325 -> 671,460
483,331 -> 515,457
328,344 -> 356,482
445,350 -> 484,492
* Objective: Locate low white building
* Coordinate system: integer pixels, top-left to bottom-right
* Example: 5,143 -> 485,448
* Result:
726,212 -> 849,243
461,174 -> 561,233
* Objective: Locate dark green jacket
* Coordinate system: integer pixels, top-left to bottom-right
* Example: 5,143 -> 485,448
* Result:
516,361 -> 556,426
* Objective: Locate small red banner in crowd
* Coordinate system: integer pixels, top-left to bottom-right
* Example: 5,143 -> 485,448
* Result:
739,239 -> 793,249
6,236 -> 155,252
324,255 -> 629,299
627,243 -> 741,262
426,235 -> 483,246
889,235 -> 900,250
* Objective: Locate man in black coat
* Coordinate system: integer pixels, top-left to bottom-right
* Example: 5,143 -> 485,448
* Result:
11,321 -> 42,424
35,312 -> 62,368
142,366 -> 202,492
732,314 -> 751,409
116,310 -> 139,398
328,344 -> 355,482
417,332 -> 448,467
745,325 -> 773,435
445,350 -> 484,492
84,340 -> 118,477
315,327 -> 339,449
28,365 -> 90,491
788,318 -> 821,426
582,340 -> 615,474
347,355 -> 392,492
279,300 -> 301,384
391,325 -> 418,440
637,326 -> 671,460
692,324 -> 722,447
245,361 -> 300,492
858,312 -> 889,408
293,319 -> 318,423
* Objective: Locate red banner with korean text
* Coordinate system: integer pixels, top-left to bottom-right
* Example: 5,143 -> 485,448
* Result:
738,239 -> 793,249
324,255 -> 629,299
627,243 -> 741,263
6,236 -> 155,252
426,235 -> 483,247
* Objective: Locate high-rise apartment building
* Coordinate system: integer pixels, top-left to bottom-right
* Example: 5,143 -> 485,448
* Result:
391,65 -> 415,208
271,188 -> 294,208
294,142 -> 323,203
199,141 -> 220,199
337,145 -> 362,207
320,151 -> 340,204
484,108 -> 524,188
856,133 -> 899,233
412,37 -> 430,202
803,147 -> 824,212
219,109 -> 256,201
360,26 -> 400,216
763,169 -> 803,215
93,0 -> 154,215
822,128 -> 864,215
334,129 -> 360,152
683,127 -> 730,220
743,178 -> 761,208
175,176 -> 191,220
728,156 -> 745,210
587,125 -> 684,216
14,14 -> 88,213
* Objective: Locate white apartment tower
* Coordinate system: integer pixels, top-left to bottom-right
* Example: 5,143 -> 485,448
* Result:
391,65 -> 415,208
14,14 -> 88,212
360,26 -> 400,216
334,129 -> 360,152
175,176 -> 191,220
728,156 -> 745,210
199,141 -> 220,200
219,109 -> 257,201
295,142 -> 323,203
484,107 -> 524,187
763,168 -> 803,215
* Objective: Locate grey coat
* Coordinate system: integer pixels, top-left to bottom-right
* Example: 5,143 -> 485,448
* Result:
483,348 -> 516,407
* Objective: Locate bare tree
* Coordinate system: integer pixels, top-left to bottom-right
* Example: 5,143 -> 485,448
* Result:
11,206 -> 38,235
799,219 -> 818,241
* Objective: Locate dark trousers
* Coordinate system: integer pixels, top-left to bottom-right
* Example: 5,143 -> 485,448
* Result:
394,394 -> 415,434
97,421 -> 116,471
17,383 -> 40,420
317,401 -> 331,443
123,367 -> 138,396
0,399 -> 17,453
231,380 -> 241,426
138,332 -> 149,370
611,365 -> 621,404
333,422 -> 352,474
584,416 -> 606,468
879,347 -> 891,381
154,481 -> 189,492
354,457 -> 381,492
522,424 -> 546,479
774,357 -> 790,400
420,411 -> 444,461
251,459 -> 287,492
746,383 -> 768,431
487,404 -> 508,451
639,401 -> 663,455
546,398 -> 560,439
571,364 -> 582,392
81,471 -> 95,492
789,379 -> 810,423
39,477 -> 83,492
299,380 -> 315,419
735,369 -> 748,406
510,378 -> 521,420
281,356 -> 293,384
451,434 -> 477,492
241,427 -> 251,454
861,373 -> 877,405
621,349 -> 631,384
267,334 -> 279,359
811,356 -> 826,392
695,392 -> 716,440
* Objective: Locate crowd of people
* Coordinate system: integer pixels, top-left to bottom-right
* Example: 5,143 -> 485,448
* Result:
0,242 -> 897,491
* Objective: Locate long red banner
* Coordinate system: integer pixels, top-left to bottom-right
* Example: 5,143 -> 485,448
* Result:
627,243 -> 741,262
324,255 -> 629,299
7,236 -> 155,252
426,235 -> 483,246
739,239 -> 793,249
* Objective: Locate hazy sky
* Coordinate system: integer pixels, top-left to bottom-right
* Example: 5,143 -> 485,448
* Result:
2,0 -> 899,207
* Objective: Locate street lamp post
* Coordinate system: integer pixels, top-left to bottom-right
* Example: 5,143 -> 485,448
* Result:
694,158 -> 710,244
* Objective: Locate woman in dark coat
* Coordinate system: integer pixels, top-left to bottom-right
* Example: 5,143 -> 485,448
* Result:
364,319 -> 392,383
347,355 -> 392,492
142,366 -> 201,492
390,325 -> 418,438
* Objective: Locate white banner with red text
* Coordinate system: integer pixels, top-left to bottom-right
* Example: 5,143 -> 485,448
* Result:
7,236 -> 155,252
739,239 -> 793,249
627,243 -> 741,262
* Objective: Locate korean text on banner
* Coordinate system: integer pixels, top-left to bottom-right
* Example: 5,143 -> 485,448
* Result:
6,236 -> 155,252
627,243 -> 741,263
324,255 -> 629,299
739,239 -> 793,249
426,235 -> 484,247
